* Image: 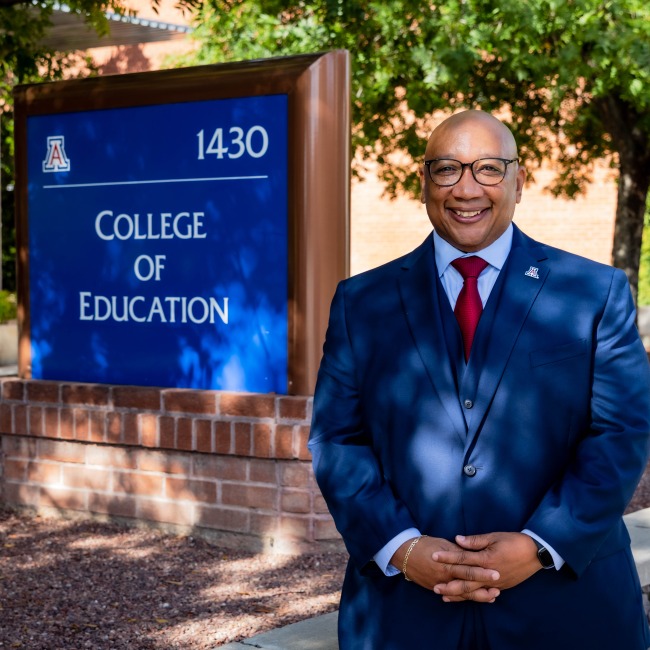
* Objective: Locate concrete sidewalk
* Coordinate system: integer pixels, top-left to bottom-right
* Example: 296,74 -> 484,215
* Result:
217,611 -> 338,649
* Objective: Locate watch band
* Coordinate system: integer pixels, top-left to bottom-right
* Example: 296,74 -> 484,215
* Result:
532,538 -> 555,570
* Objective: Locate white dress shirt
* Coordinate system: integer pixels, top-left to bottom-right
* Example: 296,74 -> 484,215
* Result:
373,225 -> 564,575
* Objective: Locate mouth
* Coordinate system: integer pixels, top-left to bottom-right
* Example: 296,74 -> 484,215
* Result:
448,207 -> 489,222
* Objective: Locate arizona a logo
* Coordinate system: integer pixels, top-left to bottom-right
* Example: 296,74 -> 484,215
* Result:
42,135 -> 71,173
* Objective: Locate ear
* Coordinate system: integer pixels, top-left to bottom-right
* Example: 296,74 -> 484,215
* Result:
419,166 -> 427,204
515,165 -> 526,204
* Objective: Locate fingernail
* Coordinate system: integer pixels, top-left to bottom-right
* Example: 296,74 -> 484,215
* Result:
442,597 -> 450,603
432,553 -> 439,561
491,571 -> 500,580
457,535 -> 465,541
433,586 -> 440,594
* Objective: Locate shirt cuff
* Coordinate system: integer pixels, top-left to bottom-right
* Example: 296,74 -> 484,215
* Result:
522,528 -> 565,570
373,528 -> 422,576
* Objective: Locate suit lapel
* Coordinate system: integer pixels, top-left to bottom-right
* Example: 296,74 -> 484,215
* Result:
465,228 -> 550,447
397,238 -> 467,443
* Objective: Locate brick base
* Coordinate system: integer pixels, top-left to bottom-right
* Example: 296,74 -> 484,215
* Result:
0,379 -> 343,554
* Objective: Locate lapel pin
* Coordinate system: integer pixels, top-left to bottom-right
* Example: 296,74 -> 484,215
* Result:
525,266 -> 540,279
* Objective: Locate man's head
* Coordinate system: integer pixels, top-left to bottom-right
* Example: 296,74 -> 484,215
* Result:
420,110 -> 526,252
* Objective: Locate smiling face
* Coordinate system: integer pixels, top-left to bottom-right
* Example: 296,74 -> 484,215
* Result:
420,111 -> 526,252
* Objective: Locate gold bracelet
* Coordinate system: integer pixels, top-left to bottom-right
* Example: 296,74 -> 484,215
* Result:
402,535 -> 428,581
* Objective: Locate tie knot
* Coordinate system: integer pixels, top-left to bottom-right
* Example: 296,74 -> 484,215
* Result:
451,256 -> 488,280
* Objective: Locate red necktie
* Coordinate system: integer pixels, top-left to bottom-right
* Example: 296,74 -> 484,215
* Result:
451,256 -> 489,362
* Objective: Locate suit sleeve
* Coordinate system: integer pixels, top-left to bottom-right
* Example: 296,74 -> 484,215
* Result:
308,281 -> 417,570
525,268 -> 650,576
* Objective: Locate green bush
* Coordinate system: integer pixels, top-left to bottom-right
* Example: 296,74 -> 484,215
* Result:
639,204 -> 650,306
0,290 -> 17,324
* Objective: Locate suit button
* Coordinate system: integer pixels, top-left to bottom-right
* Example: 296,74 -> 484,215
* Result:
463,399 -> 473,409
463,465 -> 477,477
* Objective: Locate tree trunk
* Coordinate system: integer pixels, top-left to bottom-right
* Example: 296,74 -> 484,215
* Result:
598,96 -> 650,305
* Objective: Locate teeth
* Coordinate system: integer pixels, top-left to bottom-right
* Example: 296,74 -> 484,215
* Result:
453,209 -> 483,218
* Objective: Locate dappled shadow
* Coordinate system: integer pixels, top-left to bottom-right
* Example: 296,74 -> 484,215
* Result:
0,507 -> 345,649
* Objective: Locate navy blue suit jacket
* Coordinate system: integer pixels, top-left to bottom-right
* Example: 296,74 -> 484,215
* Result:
309,226 -> 650,649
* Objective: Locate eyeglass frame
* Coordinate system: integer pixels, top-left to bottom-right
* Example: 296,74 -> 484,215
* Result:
423,157 -> 519,187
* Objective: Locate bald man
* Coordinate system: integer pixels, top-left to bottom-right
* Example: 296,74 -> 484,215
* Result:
309,110 -> 650,649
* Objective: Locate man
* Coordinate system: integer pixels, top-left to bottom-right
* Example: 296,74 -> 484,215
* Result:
309,110 -> 650,649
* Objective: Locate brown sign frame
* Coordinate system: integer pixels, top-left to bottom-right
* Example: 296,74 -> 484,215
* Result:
13,50 -> 350,395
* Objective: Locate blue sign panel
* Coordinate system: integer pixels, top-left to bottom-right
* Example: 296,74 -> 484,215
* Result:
27,95 -> 289,393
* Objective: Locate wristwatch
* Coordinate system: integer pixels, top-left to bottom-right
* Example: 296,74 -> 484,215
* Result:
532,538 -> 555,570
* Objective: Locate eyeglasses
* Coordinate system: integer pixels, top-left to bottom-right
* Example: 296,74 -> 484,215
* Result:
424,157 -> 518,187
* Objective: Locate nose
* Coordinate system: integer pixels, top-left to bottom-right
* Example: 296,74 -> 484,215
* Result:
451,165 -> 484,199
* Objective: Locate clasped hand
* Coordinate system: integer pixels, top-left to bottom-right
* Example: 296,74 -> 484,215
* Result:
392,532 -> 541,603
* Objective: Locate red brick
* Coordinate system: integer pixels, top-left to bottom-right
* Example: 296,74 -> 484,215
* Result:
3,482 -> 39,507
166,477 -> 217,504
279,515 -> 311,540
62,384 -> 110,406
250,512 -> 279,535
89,411 -> 106,443
195,506 -> 249,532
159,416 -> 175,449
27,406 -> 43,436
297,425 -> 311,461
249,459 -> 277,484
279,462 -> 312,488
278,397 -> 308,421
122,412 -> 139,445
140,413 -> 158,448
44,407 -> 59,438
0,403 -> 12,433
193,455 -> 247,481
113,470 -> 164,497
176,417 -> 193,451
14,404 -> 27,435
137,498 -> 194,526
163,390 -> 217,415
314,517 -> 340,541
220,393 -> 275,418
234,422 -> 252,456
2,379 -> 24,401
86,445 -> 138,470
38,439 -> 85,464
113,386 -> 161,410
27,382 -> 59,403
2,435 -> 37,458
214,421 -> 231,454
275,425 -> 294,459
63,466 -> 110,491
221,483 -> 277,510
195,419 -> 213,453
59,408 -> 74,439
106,412 -> 122,444
41,486 -> 86,511
89,493 -> 137,518
253,423 -> 272,458
281,490 -> 311,514
74,408 -> 90,441
313,493 -> 330,514
27,460 -> 62,484
4,458 -> 27,480
136,450 -> 191,475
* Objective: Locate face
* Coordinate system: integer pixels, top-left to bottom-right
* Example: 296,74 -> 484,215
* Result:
420,112 -> 526,252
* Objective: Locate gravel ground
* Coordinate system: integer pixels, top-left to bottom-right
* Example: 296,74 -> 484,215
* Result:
0,508 -> 346,649
1,464 -> 650,650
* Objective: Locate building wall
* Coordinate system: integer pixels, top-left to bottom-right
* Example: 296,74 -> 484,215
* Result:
0,380 -> 342,553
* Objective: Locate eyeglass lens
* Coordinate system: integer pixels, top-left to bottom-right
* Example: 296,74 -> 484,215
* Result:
428,158 -> 508,186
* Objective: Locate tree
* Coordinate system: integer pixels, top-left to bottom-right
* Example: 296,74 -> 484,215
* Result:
179,0 -> 650,299
0,0 -> 200,290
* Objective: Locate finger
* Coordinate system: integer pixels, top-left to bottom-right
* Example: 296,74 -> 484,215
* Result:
434,579 -> 499,598
438,586 -> 500,603
431,549 -> 491,569
437,562 -> 500,583
455,534 -> 490,550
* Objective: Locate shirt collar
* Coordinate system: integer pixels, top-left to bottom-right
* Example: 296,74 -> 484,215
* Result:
433,223 -> 514,277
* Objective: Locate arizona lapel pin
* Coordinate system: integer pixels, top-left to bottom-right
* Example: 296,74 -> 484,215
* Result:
525,266 -> 540,279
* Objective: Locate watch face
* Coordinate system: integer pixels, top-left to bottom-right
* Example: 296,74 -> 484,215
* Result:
537,546 -> 554,569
